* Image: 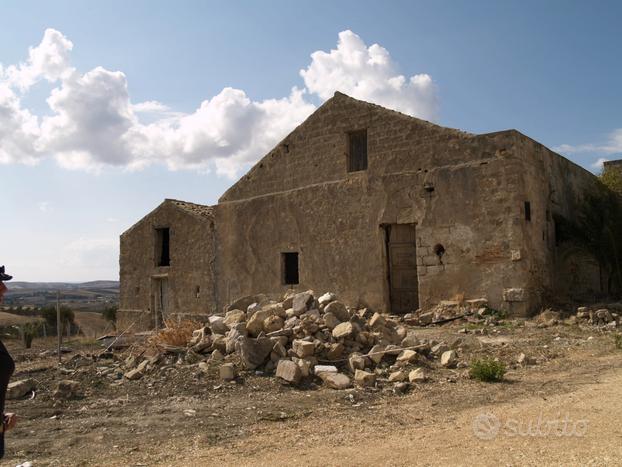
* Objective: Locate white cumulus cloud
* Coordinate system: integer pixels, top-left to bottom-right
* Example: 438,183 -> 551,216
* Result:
0,28 -> 439,176
554,129 -> 622,155
38,66 -> 137,170
4,28 -> 74,91
300,30 -> 438,121
591,157 -> 610,170
132,100 -> 170,113
555,129 -> 622,170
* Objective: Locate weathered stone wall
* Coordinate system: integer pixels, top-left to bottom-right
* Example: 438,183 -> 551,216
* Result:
120,93 -> 606,321
215,94 -> 534,315
513,134 -> 605,304
219,93 -> 472,203
118,201 -> 217,330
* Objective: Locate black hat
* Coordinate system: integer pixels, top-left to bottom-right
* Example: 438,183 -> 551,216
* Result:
0,266 -> 12,281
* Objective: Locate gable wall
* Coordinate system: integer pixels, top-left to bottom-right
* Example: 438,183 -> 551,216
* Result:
118,202 -> 217,330
215,97 -> 536,314
220,95 -> 475,203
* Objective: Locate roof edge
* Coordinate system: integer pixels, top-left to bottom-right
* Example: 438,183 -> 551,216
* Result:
477,129 -> 598,180
218,91 -> 470,203
121,198 -> 213,238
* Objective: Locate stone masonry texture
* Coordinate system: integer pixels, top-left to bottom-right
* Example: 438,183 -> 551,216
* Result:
118,92 -> 607,330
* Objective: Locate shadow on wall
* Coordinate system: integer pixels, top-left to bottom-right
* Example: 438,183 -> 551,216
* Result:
555,243 -> 608,302
553,186 -> 622,302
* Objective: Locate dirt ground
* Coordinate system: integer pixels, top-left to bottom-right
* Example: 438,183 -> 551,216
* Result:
1,321 -> 621,467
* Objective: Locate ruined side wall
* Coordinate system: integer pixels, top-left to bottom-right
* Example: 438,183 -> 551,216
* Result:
118,203 -> 216,330
513,134 -> 604,304
404,151 -> 531,314
215,105 -> 532,314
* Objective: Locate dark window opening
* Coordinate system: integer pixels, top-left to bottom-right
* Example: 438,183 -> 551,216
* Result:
348,130 -> 367,172
195,286 -> 200,299
433,244 -> 445,257
156,227 -> 170,266
282,252 -> 299,285
524,201 -> 531,222
433,243 -> 446,264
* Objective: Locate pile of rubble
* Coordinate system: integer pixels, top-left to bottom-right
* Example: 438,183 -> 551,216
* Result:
543,306 -> 620,329
575,306 -> 620,328
132,291 -> 468,391
408,299 -> 621,331
405,298 -> 492,326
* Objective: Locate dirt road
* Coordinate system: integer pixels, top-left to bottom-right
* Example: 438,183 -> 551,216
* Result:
177,355 -> 622,466
2,327 -> 620,466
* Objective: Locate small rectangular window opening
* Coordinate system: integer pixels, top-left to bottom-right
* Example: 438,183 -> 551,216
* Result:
195,286 -> 200,299
282,252 -> 299,285
524,202 -> 531,222
155,227 -> 170,266
348,130 -> 367,172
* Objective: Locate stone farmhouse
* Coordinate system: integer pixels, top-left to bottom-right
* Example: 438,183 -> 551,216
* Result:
118,91 -> 606,330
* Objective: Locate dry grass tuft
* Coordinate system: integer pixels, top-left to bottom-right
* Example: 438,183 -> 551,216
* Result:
148,319 -> 201,348
451,292 -> 465,304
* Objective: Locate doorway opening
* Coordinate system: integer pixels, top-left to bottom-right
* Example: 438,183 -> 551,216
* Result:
151,277 -> 169,329
383,224 -> 419,313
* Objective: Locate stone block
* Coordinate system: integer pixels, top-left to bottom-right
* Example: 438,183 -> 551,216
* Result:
7,379 -> 36,399
276,360 -> 302,384
332,322 -> 354,339
219,363 -> 236,381
324,301 -> 349,321
440,350 -> 457,368
292,339 -> 315,358
320,372 -> 352,390
408,368 -> 428,383
354,369 -> 376,387
503,288 -> 525,302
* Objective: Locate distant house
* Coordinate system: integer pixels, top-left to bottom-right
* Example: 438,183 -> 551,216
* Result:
118,92 -> 610,330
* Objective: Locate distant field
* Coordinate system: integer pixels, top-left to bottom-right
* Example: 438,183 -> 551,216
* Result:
0,310 -> 111,339
74,311 -> 113,338
0,311 -> 44,327
2,280 -> 119,310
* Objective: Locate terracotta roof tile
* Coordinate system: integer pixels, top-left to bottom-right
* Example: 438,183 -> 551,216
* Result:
166,199 -> 214,219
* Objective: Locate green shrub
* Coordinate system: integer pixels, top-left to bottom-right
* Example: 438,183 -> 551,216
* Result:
469,358 -> 506,382
40,305 -> 74,335
19,322 -> 41,349
102,305 -> 118,323
614,334 -> 622,350
485,307 -> 507,319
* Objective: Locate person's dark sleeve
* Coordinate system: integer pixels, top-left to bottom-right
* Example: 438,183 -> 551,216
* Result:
0,339 -> 14,459
0,339 -> 15,416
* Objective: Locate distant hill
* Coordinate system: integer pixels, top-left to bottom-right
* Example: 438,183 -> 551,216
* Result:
3,281 -> 119,310
8,280 -> 119,290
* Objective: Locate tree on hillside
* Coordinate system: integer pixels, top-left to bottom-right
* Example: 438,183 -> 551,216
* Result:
40,305 -> 75,335
102,305 -> 118,324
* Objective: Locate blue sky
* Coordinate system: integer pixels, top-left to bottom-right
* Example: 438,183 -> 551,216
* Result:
1,0 -> 621,281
